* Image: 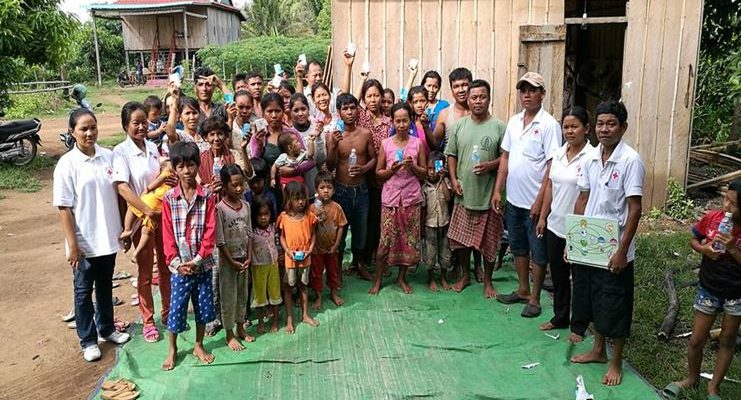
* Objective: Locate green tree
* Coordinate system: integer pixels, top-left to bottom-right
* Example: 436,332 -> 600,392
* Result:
0,0 -> 78,112
316,0 -> 331,39
66,20 -> 125,83
242,0 -> 316,38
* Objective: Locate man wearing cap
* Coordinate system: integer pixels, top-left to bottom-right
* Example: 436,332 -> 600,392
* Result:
492,72 -> 562,317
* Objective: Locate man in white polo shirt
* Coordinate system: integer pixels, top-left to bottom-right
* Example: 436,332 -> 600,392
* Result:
492,72 -> 562,318
570,100 -> 644,387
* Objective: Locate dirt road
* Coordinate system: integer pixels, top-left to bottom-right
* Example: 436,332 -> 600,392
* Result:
0,113 -> 140,400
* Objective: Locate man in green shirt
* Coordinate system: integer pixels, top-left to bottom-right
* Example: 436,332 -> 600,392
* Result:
444,79 -> 506,298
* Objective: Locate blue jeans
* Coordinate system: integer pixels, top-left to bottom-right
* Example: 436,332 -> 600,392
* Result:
73,254 -> 116,348
333,181 -> 369,259
505,202 -> 548,266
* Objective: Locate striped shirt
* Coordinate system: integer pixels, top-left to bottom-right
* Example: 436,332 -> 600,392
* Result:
162,183 -> 217,274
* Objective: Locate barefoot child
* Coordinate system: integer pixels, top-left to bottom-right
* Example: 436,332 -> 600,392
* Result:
120,157 -> 175,260
309,172 -> 348,309
423,151 -> 452,291
569,101 -> 644,386
270,132 -> 315,189
369,103 -> 427,295
216,164 -> 256,351
250,195 -> 283,334
161,141 -> 218,371
662,180 -> 741,400
277,181 -> 320,333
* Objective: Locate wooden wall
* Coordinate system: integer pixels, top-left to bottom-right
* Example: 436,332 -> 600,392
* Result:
206,7 -> 242,45
331,0 -> 704,208
620,0 -> 703,207
331,0 -> 564,122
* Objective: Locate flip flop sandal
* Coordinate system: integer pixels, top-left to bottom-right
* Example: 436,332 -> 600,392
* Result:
61,309 -> 75,322
661,382 -> 684,399
143,325 -> 160,343
112,282 -> 121,289
114,318 -> 131,332
67,321 -> 76,329
130,278 -> 138,289
521,303 -> 542,318
112,271 -> 132,280
112,297 -> 124,306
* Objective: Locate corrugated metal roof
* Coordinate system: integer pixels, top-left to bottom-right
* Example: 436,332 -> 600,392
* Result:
90,0 -> 243,18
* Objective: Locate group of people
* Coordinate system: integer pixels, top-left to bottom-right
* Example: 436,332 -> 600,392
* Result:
52,50 -> 741,398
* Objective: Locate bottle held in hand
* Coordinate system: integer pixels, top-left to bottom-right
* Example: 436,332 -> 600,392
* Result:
713,212 -> 734,253
348,148 -> 358,176
471,145 -> 481,167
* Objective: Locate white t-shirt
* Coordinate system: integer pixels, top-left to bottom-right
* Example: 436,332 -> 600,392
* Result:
501,108 -> 562,209
546,142 -> 595,238
577,140 -> 645,261
53,145 -> 122,258
305,86 -> 338,118
112,136 -> 160,196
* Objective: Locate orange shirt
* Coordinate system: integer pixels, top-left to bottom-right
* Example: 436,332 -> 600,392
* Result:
277,211 -> 317,268
310,201 -> 348,254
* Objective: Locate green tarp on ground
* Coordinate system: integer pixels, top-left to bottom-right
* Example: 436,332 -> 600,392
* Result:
96,265 -> 660,399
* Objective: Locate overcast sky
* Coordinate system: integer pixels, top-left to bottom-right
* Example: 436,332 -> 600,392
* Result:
60,0 -> 248,22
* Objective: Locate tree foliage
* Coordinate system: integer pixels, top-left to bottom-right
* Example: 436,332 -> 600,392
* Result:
198,36 -> 330,81
316,0 -> 331,39
66,20 -> 125,83
0,0 -> 78,112
242,0 -> 317,38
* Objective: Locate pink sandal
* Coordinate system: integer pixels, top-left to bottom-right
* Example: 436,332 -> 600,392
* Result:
143,325 -> 160,343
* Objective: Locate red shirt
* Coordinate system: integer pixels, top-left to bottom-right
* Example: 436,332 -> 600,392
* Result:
692,210 -> 741,298
162,184 -> 217,273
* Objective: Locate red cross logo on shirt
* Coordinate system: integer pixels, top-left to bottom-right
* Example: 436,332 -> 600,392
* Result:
106,167 -> 113,177
612,171 -> 620,180
534,129 -> 540,135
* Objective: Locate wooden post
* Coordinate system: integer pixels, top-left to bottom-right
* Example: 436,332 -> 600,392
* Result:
125,51 -> 130,73
183,10 -> 189,70
91,12 -> 102,86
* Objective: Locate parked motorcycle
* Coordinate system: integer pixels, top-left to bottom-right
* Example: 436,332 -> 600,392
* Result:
117,69 -> 144,87
59,84 -> 102,151
0,118 -> 42,166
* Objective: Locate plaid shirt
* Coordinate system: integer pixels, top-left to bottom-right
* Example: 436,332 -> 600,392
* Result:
162,183 -> 217,274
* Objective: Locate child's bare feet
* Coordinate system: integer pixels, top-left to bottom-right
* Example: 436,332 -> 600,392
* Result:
474,265 -> 484,282
357,264 -> 373,281
603,363 -> 623,386
540,321 -> 557,331
285,316 -> 295,334
330,291 -> 344,306
568,332 -> 584,343
225,330 -> 244,351
302,315 -> 320,327
452,276 -> 470,292
256,319 -> 265,334
571,349 -> 607,364
236,324 -> 255,343
269,317 -> 279,333
162,348 -> 177,371
483,283 -> 497,298
441,277 -> 451,291
193,344 -> 214,364
396,278 -> 413,294
312,296 -> 322,310
368,280 -> 381,295
428,279 -> 439,292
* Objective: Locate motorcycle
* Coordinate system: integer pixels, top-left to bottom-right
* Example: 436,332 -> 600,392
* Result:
0,118 -> 42,166
117,69 -> 144,87
59,84 -> 102,151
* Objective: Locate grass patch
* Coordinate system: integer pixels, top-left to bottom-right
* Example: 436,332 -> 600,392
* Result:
628,231 -> 741,399
0,156 -> 57,193
97,133 -> 126,149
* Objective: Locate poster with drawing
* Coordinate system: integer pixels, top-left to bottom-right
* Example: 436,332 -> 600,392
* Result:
565,214 -> 620,269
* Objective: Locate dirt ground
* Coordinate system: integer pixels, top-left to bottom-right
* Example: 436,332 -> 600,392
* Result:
0,113 -> 143,400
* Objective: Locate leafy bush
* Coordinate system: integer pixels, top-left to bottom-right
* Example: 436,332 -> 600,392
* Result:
4,92 -> 66,119
693,50 -> 740,144
198,36 -> 330,81
663,178 -> 696,220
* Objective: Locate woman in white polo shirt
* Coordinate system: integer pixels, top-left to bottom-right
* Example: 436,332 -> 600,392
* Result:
53,109 -> 131,362
113,102 -> 176,343
536,106 -> 594,343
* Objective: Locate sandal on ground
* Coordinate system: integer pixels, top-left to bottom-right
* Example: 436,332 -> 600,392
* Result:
114,318 -> 130,332
661,383 -> 682,399
112,271 -> 132,280
142,325 -> 160,343
62,309 -> 75,322
521,303 -> 542,318
112,297 -> 124,306
67,321 -> 77,329
496,291 -> 529,304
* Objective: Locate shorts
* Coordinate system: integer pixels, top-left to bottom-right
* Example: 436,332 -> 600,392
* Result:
251,263 -> 282,308
693,285 -> 741,316
168,269 -> 216,334
505,202 -> 547,266
572,262 -> 634,339
285,267 -> 310,287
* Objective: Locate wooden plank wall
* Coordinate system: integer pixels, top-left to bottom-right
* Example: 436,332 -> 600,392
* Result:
331,0 -> 565,122
206,8 -> 241,45
620,0 -> 703,207
121,13 -> 208,51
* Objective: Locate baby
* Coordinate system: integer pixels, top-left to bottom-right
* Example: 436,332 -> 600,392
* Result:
270,132 -> 315,189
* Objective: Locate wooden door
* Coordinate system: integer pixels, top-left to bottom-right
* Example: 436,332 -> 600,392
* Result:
518,24 -> 566,121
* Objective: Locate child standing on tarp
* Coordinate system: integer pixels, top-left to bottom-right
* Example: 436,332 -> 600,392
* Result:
662,179 -> 741,400
251,195 -> 283,334
161,141 -> 217,371
423,150 -> 452,292
216,164 -> 255,351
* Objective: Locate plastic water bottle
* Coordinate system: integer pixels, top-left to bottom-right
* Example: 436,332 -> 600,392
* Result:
395,149 -> 404,163
348,148 -> 358,176
471,145 -> 481,166
314,198 -> 323,210
178,238 -> 192,262
713,212 -> 734,252
212,156 -> 222,179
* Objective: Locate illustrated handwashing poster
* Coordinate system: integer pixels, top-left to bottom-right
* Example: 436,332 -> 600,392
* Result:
565,214 -> 620,269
